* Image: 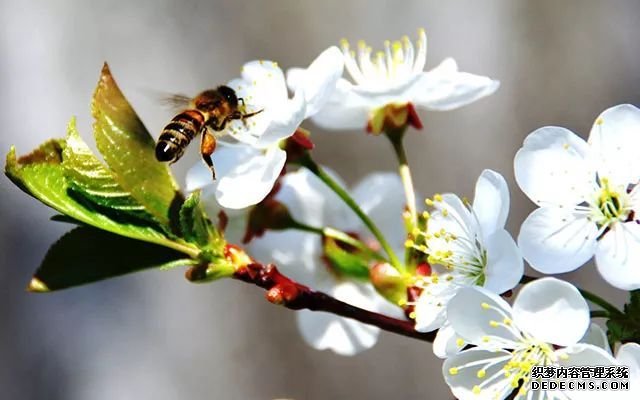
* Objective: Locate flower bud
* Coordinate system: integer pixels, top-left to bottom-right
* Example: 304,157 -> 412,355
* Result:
370,262 -> 407,305
243,199 -> 296,243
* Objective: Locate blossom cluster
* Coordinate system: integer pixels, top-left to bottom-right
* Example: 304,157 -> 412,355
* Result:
175,28 -> 640,399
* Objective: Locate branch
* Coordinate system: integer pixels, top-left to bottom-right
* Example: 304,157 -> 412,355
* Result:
232,262 -> 435,343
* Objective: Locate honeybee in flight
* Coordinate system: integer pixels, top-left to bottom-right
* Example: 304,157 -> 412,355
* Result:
155,85 -> 263,179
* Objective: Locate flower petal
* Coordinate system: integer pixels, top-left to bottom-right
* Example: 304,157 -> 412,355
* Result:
580,323 -> 611,354
309,79 -> 372,131
514,126 -> 594,207
414,285 -> 450,332
595,222 -> 640,290
433,322 -> 465,359
214,145 -> 286,209
186,161 -> 215,192
514,126 -> 595,206
518,207 -> 598,274
406,58 -> 500,111
351,172 -> 407,247
254,90 -> 306,148
224,78 -> 270,145
557,344 -> 618,400
616,343 -> 640,386
295,309 -> 379,356
240,59 -> 288,103
588,104 -> 640,186
447,286 -> 520,345
483,229 -> 523,294
443,348 -> 513,400
473,169 -> 510,236
288,46 -> 344,118
513,278 -> 589,346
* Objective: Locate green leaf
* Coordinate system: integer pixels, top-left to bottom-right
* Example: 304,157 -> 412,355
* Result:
29,227 -> 189,292
5,142 -> 196,256
63,118 -> 157,223
323,237 -> 371,280
92,63 -> 182,226
179,190 -> 221,247
607,290 -> 640,344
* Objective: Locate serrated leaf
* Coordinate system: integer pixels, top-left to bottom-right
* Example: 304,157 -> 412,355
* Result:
323,237 -> 371,280
92,63 -> 181,226
5,143 -> 195,254
29,227 -> 189,292
607,290 -> 640,344
179,190 -> 222,248
63,117 -> 158,223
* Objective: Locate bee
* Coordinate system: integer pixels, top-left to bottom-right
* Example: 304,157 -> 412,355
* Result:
155,85 -> 263,179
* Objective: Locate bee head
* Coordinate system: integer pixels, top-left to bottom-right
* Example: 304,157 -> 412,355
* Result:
217,85 -> 238,108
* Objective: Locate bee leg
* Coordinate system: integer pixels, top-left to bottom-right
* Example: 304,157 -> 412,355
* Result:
229,109 -> 264,128
200,129 -> 217,180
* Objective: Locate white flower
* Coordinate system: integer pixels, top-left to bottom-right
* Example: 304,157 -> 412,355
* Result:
515,104 -> 640,290
287,29 -> 499,132
443,278 -> 616,400
186,47 -> 344,209
247,168 -> 405,355
615,343 -> 640,399
411,169 -> 523,333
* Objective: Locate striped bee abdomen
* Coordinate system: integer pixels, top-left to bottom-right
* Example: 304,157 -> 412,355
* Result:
155,110 -> 205,163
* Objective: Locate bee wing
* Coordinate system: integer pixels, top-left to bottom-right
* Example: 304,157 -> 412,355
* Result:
160,93 -> 193,110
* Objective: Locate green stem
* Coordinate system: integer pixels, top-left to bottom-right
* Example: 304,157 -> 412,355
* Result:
298,154 -> 403,271
386,128 -> 417,226
590,310 -> 610,319
291,221 -> 387,262
521,275 -> 623,316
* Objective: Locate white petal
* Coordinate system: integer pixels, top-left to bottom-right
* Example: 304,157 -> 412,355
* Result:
616,343 -> 640,384
309,79 -> 372,131
254,89 -> 306,148
514,126 -> 594,207
351,172 -> 407,247
295,309 -> 379,356
433,322 -> 465,359
473,169 -> 510,236
513,277 -> 589,346
483,229 -> 523,294
247,230 -> 321,286
580,323 -> 611,354
214,145 -> 286,209
186,161 -> 215,192
447,286 -> 520,345
406,58 -> 500,111
443,348 -> 513,400
588,104 -> 640,186
414,288 -> 449,332
291,46 -> 344,118
225,77 -> 270,145
557,344 -> 618,400
240,59 -> 288,103
595,222 -> 640,290
518,207 -> 598,274
275,167 -> 353,229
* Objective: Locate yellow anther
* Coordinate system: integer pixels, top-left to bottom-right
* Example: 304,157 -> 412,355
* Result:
456,338 -> 465,347
481,336 -> 490,343
472,385 -> 481,395
409,311 -> 417,319
402,35 -> 410,43
340,38 -> 349,48
384,40 -> 391,47
425,198 -> 434,206
477,370 -> 486,379
259,60 -> 264,65
418,27 -> 426,36
397,298 -> 407,306
272,61 -> 278,67
596,117 -> 604,125
422,211 -> 431,219
563,143 -> 570,150
481,302 -> 491,310
442,208 -> 449,217
404,239 -> 415,248
434,194 -> 443,202
449,367 -> 459,375
462,197 -> 470,206
446,275 -> 454,281
489,320 -> 499,328
503,318 -> 512,326
559,353 -> 569,360
411,228 -> 421,236
511,379 -> 520,388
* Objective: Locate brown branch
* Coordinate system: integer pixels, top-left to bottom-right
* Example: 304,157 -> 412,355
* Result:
232,262 -> 436,343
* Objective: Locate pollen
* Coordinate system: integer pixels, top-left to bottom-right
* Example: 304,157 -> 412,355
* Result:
397,298 -> 407,306
563,143 -> 570,150
425,198 -> 434,206
481,302 -> 491,310
405,239 -> 415,248
456,338 -> 465,347
472,385 -> 481,395
596,117 -> 604,125
434,193 -> 443,202
477,370 -> 486,379
409,311 -> 417,319
489,320 -> 499,328
422,211 -> 431,219
259,60 -> 264,65
272,61 -> 278,67
449,367 -> 459,375
442,208 -> 449,217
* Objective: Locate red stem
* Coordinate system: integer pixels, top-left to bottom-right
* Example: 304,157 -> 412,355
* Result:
232,263 -> 435,343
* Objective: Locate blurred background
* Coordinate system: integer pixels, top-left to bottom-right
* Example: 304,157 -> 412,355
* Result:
1,0 -> 639,398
